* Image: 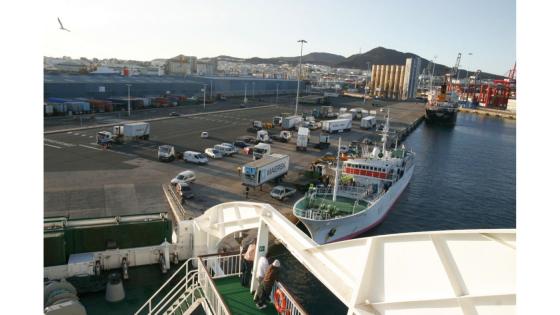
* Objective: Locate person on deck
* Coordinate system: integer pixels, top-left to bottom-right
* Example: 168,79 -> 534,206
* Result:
253,252 -> 271,299
240,239 -> 256,287
255,259 -> 281,309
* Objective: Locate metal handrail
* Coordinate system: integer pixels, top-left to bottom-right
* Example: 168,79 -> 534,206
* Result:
197,257 -> 232,315
272,281 -> 308,315
151,270 -> 198,314
134,257 -> 194,315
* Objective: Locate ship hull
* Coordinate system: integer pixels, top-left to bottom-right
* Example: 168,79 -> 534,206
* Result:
425,107 -> 457,125
297,165 -> 414,244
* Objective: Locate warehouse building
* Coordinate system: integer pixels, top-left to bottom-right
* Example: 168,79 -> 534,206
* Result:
44,73 -> 300,99
370,57 -> 421,100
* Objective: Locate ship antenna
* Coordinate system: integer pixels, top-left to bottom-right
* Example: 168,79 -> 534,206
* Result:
332,137 -> 341,202
382,110 -> 390,154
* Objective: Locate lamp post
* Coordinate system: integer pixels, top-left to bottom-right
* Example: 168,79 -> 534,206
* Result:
363,61 -> 370,103
429,56 -> 437,91
202,84 -> 207,111
126,84 -> 132,117
464,52 -> 473,100
244,83 -> 248,104
295,39 -> 307,115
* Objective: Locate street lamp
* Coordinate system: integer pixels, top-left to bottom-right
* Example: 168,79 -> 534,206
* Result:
126,84 -> 132,117
202,84 -> 207,111
430,55 -> 438,91
295,39 -> 307,115
363,61 -> 370,103
244,83 -> 248,104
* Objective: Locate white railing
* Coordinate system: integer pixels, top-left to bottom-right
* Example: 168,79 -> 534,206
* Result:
199,252 -> 243,279
197,257 -> 231,315
271,281 -> 308,315
134,258 -> 196,315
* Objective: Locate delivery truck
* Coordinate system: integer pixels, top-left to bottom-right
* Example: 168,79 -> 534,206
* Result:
296,127 -> 309,151
360,116 -> 377,129
281,115 -> 302,130
242,154 -> 289,187
321,118 -> 352,133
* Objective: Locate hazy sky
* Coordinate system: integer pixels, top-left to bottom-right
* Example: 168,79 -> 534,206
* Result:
43,0 -> 516,75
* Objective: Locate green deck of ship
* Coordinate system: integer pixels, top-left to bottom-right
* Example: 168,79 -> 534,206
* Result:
214,277 -> 278,315
77,263 -> 181,315
294,195 -> 369,216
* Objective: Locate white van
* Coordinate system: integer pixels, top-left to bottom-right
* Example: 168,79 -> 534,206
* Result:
253,143 -> 271,160
214,144 -> 236,156
183,151 -> 208,164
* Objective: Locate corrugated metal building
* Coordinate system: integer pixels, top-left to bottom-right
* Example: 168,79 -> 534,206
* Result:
44,73 -> 300,99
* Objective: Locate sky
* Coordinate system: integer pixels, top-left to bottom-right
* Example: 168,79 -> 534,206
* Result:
43,0 -> 516,75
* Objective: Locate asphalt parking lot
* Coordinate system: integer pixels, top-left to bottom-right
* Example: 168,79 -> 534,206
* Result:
44,97 -> 424,220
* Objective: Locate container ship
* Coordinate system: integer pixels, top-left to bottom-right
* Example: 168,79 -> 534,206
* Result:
425,84 -> 459,125
293,114 -> 415,244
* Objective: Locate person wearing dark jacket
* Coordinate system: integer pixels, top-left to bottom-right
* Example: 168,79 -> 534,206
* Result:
255,259 -> 281,309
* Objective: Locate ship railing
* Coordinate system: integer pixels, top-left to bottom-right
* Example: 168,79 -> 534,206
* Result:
134,257 -> 197,315
313,185 -> 371,199
196,255 -> 232,315
271,281 -> 309,315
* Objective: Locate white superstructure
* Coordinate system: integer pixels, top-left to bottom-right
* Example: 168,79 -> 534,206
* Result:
295,112 -> 415,244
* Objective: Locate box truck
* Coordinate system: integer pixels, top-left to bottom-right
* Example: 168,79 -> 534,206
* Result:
242,154 -> 289,187
360,116 -> 377,129
281,115 -> 302,130
322,118 -> 352,133
296,127 -> 309,151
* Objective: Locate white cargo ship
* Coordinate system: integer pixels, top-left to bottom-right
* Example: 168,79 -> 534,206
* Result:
294,113 -> 415,244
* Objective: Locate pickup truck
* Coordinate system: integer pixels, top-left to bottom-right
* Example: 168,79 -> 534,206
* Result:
270,186 -> 297,201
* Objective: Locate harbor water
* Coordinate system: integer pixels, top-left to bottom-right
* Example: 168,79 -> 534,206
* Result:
275,112 -> 516,314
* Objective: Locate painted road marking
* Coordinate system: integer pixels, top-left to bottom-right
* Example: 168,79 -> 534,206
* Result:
44,143 -> 62,149
79,144 -> 102,151
45,138 -> 76,147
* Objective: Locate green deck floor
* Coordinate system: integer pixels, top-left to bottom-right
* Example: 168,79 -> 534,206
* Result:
214,277 -> 278,315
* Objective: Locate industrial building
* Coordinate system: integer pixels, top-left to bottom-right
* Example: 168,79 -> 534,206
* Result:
43,73 -> 300,99
370,57 -> 421,100
165,55 -> 197,75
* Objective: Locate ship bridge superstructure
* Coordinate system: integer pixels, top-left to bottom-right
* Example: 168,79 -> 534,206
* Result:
137,201 -> 515,315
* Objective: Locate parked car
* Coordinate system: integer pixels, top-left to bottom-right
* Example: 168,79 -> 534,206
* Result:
270,186 -> 297,201
204,148 -> 223,159
339,145 -> 349,154
171,170 -> 196,186
243,147 -> 253,155
239,104 -> 247,108
234,140 -> 249,148
169,112 -> 179,116
241,136 -> 256,144
183,151 -> 208,164
201,132 -> 209,138
176,182 -> 194,201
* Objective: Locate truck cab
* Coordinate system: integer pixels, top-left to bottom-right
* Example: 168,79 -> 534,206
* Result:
256,130 -> 270,143
158,145 -> 176,162
253,143 -> 271,160
273,116 -> 283,126
96,131 -> 113,145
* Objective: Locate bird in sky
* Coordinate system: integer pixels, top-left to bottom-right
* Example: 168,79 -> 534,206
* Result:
57,17 -> 71,32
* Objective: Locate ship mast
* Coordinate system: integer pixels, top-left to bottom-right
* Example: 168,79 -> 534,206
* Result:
382,109 -> 390,155
332,137 -> 342,202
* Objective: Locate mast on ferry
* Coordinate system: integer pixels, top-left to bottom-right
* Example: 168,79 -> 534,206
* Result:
382,109 -> 390,155
332,137 -> 342,202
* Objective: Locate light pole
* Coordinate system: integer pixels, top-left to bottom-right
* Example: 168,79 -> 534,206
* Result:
295,39 -> 307,115
363,61 -> 370,103
202,84 -> 207,111
464,52 -> 473,100
244,83 -> 248,104
429,56 -> 437,91
126,84 -> 132,117
276,83 -> 279,105
252,82 -> 255,99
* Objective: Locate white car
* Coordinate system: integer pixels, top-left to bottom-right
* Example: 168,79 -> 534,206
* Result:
201,132 -> 208,138
339,145 -> 349,154
171,170 -> 196,186
204,148 -> 223,159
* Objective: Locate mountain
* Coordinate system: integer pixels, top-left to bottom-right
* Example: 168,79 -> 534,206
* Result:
243,52 -> 346,66
336,47 -> 504,80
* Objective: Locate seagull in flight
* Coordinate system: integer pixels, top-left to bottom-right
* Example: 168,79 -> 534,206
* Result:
58,17 -> 71,32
